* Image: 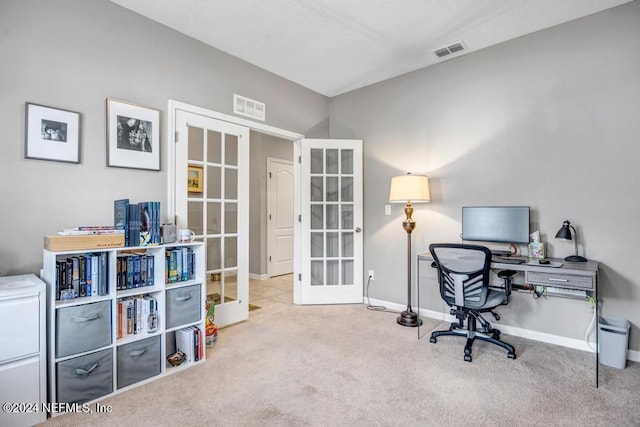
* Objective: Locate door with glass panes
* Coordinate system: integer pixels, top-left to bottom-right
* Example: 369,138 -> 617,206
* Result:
175,111 -> 249,327
299,139 -> 363,304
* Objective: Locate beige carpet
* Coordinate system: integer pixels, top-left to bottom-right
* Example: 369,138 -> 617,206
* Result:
42,303 -> 639,426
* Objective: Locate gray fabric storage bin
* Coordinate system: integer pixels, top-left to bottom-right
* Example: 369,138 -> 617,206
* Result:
56,348 -> 113,404
117,335 -> 161,389
166,285 -> 201,329
599,317 -> 630,369
56,300 -> 112,358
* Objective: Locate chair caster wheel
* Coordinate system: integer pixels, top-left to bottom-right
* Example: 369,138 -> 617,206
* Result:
429,337 -> 437,343
464,354 -> 472,362
508,352 -> 516,359
464,348 -> 471,356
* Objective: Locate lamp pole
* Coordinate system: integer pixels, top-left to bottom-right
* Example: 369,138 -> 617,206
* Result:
397,201 -> 422,327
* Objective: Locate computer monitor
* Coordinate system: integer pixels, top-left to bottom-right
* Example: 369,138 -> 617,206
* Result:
462,206 -> 530,245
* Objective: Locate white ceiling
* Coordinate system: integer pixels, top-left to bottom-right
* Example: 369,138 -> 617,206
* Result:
111,0 -> 631,97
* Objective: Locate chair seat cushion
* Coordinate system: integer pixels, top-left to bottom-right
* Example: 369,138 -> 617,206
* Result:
469,289 -> 508,310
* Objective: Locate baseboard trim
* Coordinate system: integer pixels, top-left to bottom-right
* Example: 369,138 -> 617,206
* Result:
249,273 -> 269,281
365,297 -> 640,363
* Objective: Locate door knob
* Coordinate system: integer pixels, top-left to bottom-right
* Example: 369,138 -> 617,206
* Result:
355,227 -> 361,233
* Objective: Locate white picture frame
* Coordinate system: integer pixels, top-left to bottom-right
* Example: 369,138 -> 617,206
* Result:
25,103 -> 80,163
106,98 -> 160,171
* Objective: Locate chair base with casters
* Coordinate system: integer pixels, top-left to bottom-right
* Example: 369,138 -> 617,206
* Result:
428,243 -> 518,362
429,303 -> 516,362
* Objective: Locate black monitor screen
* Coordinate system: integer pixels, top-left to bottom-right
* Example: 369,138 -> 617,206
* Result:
462,206 -> 530,244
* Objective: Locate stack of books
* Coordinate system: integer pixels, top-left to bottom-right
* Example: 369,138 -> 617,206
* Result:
175,326 -> 203,363
114,199 -> 162,247
117,295 -> 159,339
54,252 -> 108,300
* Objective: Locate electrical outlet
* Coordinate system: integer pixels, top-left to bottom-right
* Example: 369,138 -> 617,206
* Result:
368,270 -> 374,280
385,204 -> 391,215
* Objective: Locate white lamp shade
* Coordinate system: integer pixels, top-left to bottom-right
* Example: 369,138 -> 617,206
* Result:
389,174 -> 430,203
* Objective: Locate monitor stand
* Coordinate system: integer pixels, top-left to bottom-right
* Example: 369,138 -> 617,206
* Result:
491,250 -> 511,257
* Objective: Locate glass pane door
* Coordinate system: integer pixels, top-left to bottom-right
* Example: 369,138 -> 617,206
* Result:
175,111 -> 249,326
300,139 -> 363,305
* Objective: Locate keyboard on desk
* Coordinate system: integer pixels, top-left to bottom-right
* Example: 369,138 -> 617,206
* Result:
494,257 -> 526,264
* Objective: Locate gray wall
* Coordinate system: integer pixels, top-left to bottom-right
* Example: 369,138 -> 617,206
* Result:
330,2 -> 640,350
0,0 -> 328,276
249,131 -> 294,276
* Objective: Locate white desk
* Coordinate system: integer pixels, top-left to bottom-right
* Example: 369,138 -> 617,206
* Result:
417,254 -> 600,386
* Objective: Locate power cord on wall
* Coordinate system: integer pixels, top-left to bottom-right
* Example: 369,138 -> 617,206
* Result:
365,274 -> 387,312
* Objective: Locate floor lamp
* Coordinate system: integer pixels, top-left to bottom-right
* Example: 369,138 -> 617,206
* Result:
389,173 -> 431,327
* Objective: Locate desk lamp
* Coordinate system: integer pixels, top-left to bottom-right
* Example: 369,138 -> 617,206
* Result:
389,173 -> 430,327
555,220 -> 587,262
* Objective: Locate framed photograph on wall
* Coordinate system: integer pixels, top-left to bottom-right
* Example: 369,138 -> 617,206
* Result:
106,98 -> 160,171
25,103 -> 80,163
188,165 -> 204,193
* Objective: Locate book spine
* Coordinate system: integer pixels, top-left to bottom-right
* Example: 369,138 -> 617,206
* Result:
99,252 -> 108,295
126,255 -> 134,289
85,254 -> 92,297
78,256 -> 87,297
114,198 -> 130,246
117,299 -> 123,339
147,254 -> 154,287
181,247 -> 188,281
71,257 -> 80,298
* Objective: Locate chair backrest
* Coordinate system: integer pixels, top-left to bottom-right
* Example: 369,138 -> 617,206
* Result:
429,243 -> 492,309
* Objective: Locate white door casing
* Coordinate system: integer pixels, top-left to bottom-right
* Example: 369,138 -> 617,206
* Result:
299,139 -> 363,305
267,158 -> 294,277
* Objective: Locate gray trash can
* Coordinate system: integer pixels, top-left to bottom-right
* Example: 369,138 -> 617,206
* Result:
599,317 -> 630,369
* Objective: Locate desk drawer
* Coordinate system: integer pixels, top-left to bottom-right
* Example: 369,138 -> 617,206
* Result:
526,271 -> 594,290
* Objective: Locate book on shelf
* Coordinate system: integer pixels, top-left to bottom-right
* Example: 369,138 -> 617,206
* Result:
114,199 -> 130,244
117,295 -> 158,339
57,228 -> 124,236
165,247 -> 196,284
175,326 -> 202,364
115,199 -> 162,247
116,252 -> 155,290
54,252 -> 109,301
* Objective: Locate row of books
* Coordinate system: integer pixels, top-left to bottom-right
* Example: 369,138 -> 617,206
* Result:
55,253 -> 108,301
166,247 -> 196,284
117,295 -> 159,339
114,199 -> 162,247
175,326 -> 204,363
116,252 -> 155,290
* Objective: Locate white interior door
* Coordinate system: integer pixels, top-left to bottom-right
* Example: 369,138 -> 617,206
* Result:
299,139 -> 363,305
268,158 -> 294,277
175,110 -> 249,327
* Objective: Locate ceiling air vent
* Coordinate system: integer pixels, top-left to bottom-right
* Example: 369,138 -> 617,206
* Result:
234,94 -> 265,121
433,41 -> 467,59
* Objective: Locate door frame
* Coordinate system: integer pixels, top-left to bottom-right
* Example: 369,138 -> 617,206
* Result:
167,100 -> 304,299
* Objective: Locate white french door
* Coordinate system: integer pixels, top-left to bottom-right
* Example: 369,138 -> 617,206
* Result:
299,139 -> 363,304
174,110 -> 249,327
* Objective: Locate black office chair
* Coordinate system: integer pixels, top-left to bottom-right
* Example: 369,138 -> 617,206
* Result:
429,243 -> 517,362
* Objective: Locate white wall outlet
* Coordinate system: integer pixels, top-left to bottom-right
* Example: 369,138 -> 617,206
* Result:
385,204 -> 391,215
368,270 -> 374,280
